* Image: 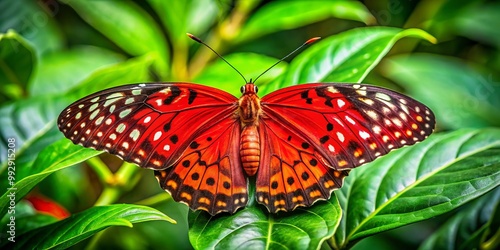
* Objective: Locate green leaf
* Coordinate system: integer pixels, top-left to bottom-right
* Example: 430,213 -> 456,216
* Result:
238,0 -> 376,42
382,54 -> 500,129
29,46 -> 125,96
62,0 -> 169,76
0,139 -> 101,217
283,27 -> 436,85
189,196 -> 341,250
0,30 -> 36,100
193,52 -> 287,97
68,54 -> 156,99
148,0 -> 217,42
419,188 -> 499,250
454,3 -> 500,48
4,204 -> 175,249
0,96 -> 69,175
0,0 -> 63,55
333,128 -> 500,249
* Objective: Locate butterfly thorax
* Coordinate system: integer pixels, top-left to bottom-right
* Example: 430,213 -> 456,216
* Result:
237,83 -> 261,125
238,83 -> 262,176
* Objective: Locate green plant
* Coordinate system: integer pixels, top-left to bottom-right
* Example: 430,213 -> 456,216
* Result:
1,0 -> 498,249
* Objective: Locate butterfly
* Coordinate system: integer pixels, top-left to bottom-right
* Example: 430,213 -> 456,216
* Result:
58,35 -> 435,216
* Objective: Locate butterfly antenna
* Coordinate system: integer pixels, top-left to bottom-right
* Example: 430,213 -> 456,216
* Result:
187,33 -> 248,84
252,37 -> 321,84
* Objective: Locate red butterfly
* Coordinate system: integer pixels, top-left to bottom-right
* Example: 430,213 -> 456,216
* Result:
58,35 -> 435,216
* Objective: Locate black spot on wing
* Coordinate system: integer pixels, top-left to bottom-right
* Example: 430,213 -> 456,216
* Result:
188,89 -> 198,104
164,86 -> 181,105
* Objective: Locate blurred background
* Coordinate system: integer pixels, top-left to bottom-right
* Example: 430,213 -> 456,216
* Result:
1,0 -> 499,249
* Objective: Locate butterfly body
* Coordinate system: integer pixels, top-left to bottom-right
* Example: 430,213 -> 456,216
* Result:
237,83 -> 262,176
58,82 -> 435,215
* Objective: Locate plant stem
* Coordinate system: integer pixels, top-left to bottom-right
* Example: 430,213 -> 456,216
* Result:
87,157 -> 114,184
93,161 -> 141,206
135,192 -> 172,206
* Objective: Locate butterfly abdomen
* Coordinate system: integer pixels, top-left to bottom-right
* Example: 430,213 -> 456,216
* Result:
240,125 -> 260,176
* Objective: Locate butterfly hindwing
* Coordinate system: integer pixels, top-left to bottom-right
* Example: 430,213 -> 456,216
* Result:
257,120 -> 349,213
155,119 -> 248,215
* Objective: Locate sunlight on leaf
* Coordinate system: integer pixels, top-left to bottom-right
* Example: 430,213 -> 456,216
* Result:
284,27 -> 436,85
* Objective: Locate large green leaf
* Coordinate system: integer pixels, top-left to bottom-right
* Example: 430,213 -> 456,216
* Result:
0,30 -> 36,100
0,139 -> 101,217
189,196 -> 341,250
193,52 -> 287,97
382,54 -> 500,129
237,0 -> 376,42
3,204 -> 174,249
62,0 -> 169,76
29,46 -> 125,96
419,188 -> 499,250
332,128 -> 500,249
282,27 -> 436,86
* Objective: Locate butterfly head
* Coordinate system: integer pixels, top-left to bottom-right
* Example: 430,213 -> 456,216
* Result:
240,82 -> 259,95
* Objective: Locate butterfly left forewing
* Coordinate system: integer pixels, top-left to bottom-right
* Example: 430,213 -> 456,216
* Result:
58,83 -> 238,170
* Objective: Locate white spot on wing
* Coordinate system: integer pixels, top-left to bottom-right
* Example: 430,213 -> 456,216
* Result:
90,109 -> 100,120
155,99 -> 162,106
345,115 -> 356,125
359,131 -> 370,139
116,123 -> 126,133
130,129 -> 140,141
327,86 -> 339,93
154,131 -> 162,141
125,98 -> 135,105
337,99 -> 345,108
337,132 -> 345,142
375,93 -> 391,101
96,116 -> 104,125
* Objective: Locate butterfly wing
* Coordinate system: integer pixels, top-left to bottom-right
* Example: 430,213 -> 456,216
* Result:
155,118 -> 248,215
58,83 -> 247,215
257,83 -> 435,212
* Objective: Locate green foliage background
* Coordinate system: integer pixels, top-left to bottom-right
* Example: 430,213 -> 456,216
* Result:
0,0 -> 499,249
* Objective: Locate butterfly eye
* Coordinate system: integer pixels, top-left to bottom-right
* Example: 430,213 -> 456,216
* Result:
240,86 -> 245,93
254,86 -> 259,93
